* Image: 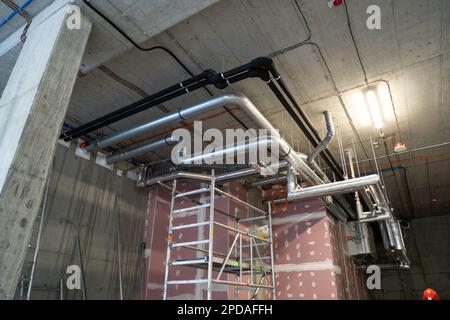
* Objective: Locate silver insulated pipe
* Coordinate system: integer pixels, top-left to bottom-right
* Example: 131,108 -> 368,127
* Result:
106,135 -> 177,164
104,93 -> 323,185
105,93 -> 353,220
87,94 -> 260,151
307,111 -> 335,182
286,174 -> 381,201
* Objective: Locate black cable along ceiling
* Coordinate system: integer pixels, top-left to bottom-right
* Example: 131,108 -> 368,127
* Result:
63,0 -> 418,219
71,1 -> 345,181
81,0 -> 248,130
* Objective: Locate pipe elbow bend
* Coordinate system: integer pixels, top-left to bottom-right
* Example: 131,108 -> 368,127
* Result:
222,92 -> 250,106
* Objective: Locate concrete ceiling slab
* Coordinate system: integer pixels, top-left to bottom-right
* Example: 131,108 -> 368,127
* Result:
0,0 -> 56,42
1,0 -> 449,218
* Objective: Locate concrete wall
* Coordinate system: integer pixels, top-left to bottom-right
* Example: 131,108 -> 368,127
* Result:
17,143 -> 148,300
372,215 -> 450,300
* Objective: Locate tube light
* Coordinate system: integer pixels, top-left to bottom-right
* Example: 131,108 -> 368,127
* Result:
365,89 -> 384,129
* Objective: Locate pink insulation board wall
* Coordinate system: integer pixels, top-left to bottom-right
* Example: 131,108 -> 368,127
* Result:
141,181 -> 368,300
264,188 -> 368,300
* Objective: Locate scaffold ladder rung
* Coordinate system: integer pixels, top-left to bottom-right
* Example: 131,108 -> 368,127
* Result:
172,203 -> 210,214
175,187 -> 210,198
170,258 -> 208,266
167,279 -> 208,285
163,170 -> 276,301
171,240 -> 209,248
171,221 -> 209,231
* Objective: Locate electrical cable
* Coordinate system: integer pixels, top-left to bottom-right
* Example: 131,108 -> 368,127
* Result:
383,140 -> 408,215
343,0 -> 413,218
342,0 -> 369,86
97,65 -> 171,114
80,0 -> 247,130
267,0 -> 311,57
66,0 -> 345,181
68,0 -> 358,217
378,79 -> 403,142
351,137 -> 361,177
267,0 -> 373,171
1,0 -> 32,42
69,1 -> 356,216
0,0 -> 32,28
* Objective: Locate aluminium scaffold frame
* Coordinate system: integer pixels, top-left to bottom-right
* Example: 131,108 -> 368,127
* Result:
161,170 -> 276,300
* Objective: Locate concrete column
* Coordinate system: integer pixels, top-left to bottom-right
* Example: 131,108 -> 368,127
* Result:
0,4 -> 92,299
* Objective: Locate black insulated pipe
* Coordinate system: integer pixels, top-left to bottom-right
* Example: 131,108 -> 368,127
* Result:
62,57 -> 345,182
62,55 -> 361,217
62,56 -> 347,182
60,72 -> 211,141
61,58 -> 274,142
270,65 -> 344,180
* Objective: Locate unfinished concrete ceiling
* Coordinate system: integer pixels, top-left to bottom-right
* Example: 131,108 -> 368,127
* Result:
0,0 -> 55,42
1,0 -> 449,219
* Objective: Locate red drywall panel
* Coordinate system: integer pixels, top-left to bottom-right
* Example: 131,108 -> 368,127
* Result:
142,181 -> 367,300
263,188 -> 368,300
142,181 -> 247,300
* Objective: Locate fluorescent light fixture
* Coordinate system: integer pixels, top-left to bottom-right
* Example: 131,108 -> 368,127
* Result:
364,88 -> 384,129
348,90 -> 372,127
376,84 -> 394,122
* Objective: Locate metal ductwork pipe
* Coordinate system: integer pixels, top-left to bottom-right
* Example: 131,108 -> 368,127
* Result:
306,111 -> 335,182
379,221 -> 392,250
286,165 -> 297,193
287,174 -> 380,201
142,161 -> 290,187
88,93 -> 278,151
87,96 -> 230,151
180,137 -> 272,165
143,172 -> 212,186
359,212 -> 390,223
246,176 -> 288,189
385,219 -> 396,247
178,135 -> 322,186
216,160 -> 289,182
174,135 -> 320,183
388,220 -> 404,251
378,218 -> 406,252
307,111 -> 335,162
106,135 -> 177,164
105,93 -> 323,184
107,93 -> 353,219
345,149 -> 365,220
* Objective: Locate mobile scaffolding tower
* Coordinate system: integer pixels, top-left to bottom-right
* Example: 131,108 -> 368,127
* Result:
162,170 -> 276,300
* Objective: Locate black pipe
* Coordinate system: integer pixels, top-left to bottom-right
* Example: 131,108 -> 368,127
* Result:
63,56 -> 347,181
72,2 -> 358,217
78,0 -> 248,133
61,74 -> 211,141
61,58 -> 273,141
64,55 -> 346,183
64,58 -> 356,217
79,1 -> 347,176
81,0 -> 193,76
270,67 -> 345,180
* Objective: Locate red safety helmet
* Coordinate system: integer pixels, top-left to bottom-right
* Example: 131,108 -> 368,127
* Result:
423,288 -> 440,300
